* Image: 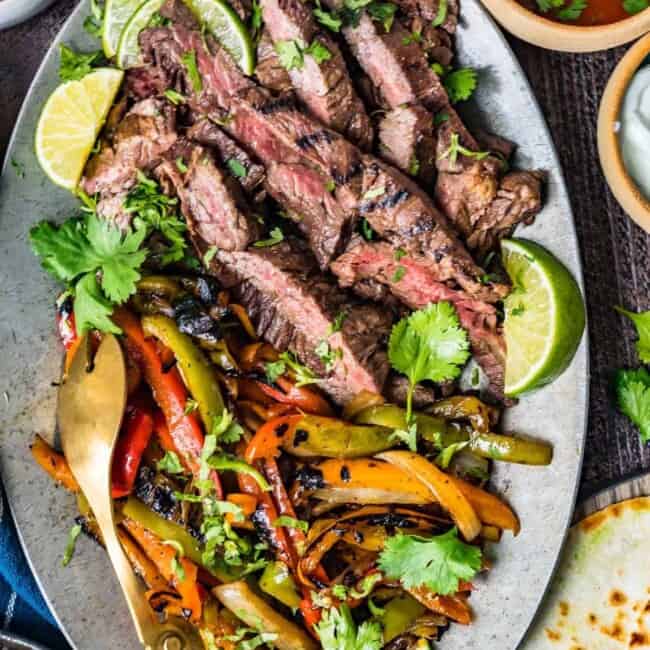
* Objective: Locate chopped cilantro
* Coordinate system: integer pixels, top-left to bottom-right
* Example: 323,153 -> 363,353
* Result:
438,133 -> 490,167
273,516 -> 309,533
227,158 -> 248,178
432,0 -> 448,26
157,450 -> 185,474
164,89 -> 187,105
444,67 -> 478,104
181,50 -> 203,93
253,227 -> 284,248
59,44 -> 106,82
62,524 -> 82,567
363,186 -> 386,200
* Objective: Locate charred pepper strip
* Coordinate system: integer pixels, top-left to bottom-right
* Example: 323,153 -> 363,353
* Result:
111,404 -> 154,498
113,309 -> 221,496
31,435 -> 80,493
140,314 -> 224,435
469,431 -> 552,465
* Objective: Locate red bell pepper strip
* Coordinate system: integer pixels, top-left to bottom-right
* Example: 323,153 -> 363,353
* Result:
244,415 -> 303,464
256,379 -> 333,416
111,405 -> 154,498
112,308 -> 222,497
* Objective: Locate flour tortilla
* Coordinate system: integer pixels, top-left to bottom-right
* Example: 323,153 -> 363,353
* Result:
522,497 -> 650,649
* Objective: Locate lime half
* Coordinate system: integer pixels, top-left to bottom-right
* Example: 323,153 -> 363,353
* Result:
116,0 -> 165,69
35,68 -> 124,191
184,0 -> 255,75
103,0 -> 146,58
501,238 -> 585,397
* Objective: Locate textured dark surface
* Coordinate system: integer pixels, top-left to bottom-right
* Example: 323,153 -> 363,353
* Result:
1,1 -> 649,500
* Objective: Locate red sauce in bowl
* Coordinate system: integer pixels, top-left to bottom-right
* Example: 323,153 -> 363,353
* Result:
521,0 -> 643,26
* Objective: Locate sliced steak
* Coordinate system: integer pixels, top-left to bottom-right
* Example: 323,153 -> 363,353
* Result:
378,105 -> 436,185
261,0 -> 373,149
156,139 -> 261,250
331,236 -> 507,396
392,0 -> 459,33
187,118 -> 266,199
255,30 -> 294,94
138,13 -> 504,300
466,171 -> 545,256
209,239 -> 391,404
401,17 -> 454,65
385,374 -> 438,409
81,97 -> 178,225
328,10 -> 448,113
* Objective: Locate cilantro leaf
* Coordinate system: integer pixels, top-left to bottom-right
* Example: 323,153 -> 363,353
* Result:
432,0 -> 448,26
438,133 -> 490,166
74,274 -> 121,334
556,0 -> 587,20
314,6 -> 343,31
275,39 -> 304,70
436,441 -> 469,468
164,89 -> 187,105
624,0 -> 649,14
265,359 -> 286,384
615,368 -> 650,443
253,227 -> 284,248
59,44 -> 106,82
615,306 -> 650,363
444,67 -> 478,104
157,450 -> 185,474
305,39 -> 332,64
278,351 -> 320,386
359,217 -> 375,241
211,409 -> 244,445
378,528 -> 482,595
389,421 -> 418,452
83,0 -> 104,37
367,1 -> 397,32
315,603 -> 383,650
181,50 -> 203,93
62,523 -> 83,567
227,158 -> 247,178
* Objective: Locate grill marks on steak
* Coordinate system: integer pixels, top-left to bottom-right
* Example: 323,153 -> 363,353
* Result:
156,140 -> 261,251
331,237 -> 507,396
139,19 -> 503,300
260,0 -> 373,149
256,31 -> 294,94
81,98 -> 178,225
209,239 -> 391,404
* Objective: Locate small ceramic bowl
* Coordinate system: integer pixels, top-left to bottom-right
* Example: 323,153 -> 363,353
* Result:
479,0 -> 650,53
0,0 -> 57,30
598,33 -> 650,233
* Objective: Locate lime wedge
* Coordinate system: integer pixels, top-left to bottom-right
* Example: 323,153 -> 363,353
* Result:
501,238 -> 585,397
116,0 -> 165,69
184,0 -> 255,75
35,68 -> 124,191
102,0 -> 146,58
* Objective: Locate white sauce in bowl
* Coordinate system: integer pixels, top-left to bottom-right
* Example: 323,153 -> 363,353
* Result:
620,65 -> 650,201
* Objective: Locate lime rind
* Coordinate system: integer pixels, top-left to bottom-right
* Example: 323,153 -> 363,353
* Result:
35,68 -> 124,191
115,0 -> 166,69
501,238 -> 585,397
183,0 -> 255,75
103,0 -> 146,58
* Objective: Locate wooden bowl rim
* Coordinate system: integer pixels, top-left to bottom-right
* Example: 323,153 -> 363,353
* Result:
479,0 -> 650,52
597,32 -> 650,233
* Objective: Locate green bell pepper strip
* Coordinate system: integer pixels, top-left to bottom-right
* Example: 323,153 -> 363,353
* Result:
469,431 -> 553,465
141,314 -> 224,434
353,405 -> 467,448
122,497 -> 239,582
259,560 -> 302,609
380,594 -> 426,642
280,414 -> 395,458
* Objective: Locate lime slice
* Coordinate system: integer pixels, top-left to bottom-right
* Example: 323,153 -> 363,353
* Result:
116,0 -> 165,69
35,68 -> 124,191
102,0 -> 146,58
501,238 -> 585,397
184,0 -> 255,75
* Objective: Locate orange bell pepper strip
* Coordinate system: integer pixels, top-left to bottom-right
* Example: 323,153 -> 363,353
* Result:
111,404 -> 154,498
31,435 -> 80,493
244,414 -> 303,463
407,586 -> 472,625
122,517 -> 204,623
112,308 -> 222,497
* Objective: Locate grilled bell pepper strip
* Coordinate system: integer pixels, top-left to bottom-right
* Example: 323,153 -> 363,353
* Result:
122,497 -> 239,583
259,561 -> 303,610
407,586 -> 472,625
427,396 -> 498,433
112,308 -> 221,496
245,415 -> 304,462
122,517 -> 204,623
31,435 -> 80,493
354,404 -> 467,449
380,594 -> 426,642
257,378 -> 334,416
117,527 -> 171,593
111,405 -> 154,498
140,314 -> 225,435
469,431 -> 553,465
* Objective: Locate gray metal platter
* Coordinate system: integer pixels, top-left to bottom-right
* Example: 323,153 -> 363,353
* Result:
0,1 -> 589,648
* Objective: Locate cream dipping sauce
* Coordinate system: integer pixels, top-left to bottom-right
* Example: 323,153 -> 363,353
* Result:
620,66 -> 650,201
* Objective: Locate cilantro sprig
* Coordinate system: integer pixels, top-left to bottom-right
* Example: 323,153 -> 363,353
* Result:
378,528 -> 482,595
616,306 -> 650,364
30,213 -> 147,334
615,368 -> 650,443
59,44 -> 107,82
315,603 -> 383,650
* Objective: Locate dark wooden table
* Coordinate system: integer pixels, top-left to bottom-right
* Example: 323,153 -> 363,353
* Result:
1,1 -> 649,500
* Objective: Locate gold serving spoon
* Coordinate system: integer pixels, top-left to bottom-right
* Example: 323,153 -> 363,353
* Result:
57,334 -> 200,650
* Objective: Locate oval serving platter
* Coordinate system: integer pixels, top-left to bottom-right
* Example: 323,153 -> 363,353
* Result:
0,1 -> 588,648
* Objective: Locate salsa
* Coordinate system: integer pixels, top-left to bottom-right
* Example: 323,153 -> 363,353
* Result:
522,0 -> 648,26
